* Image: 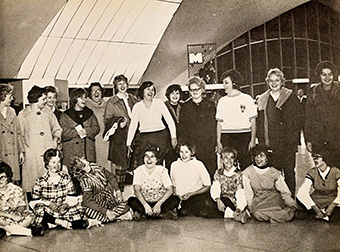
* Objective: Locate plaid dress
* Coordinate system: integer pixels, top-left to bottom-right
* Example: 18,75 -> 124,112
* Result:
31,171 -> 84,226
79,165 -> 128,222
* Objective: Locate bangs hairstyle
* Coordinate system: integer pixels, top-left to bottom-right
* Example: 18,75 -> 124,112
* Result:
220,69 -> 243,91
0,161 -> 13,182
177,142 -> 196,157
314,61 -> 338,77
43,148 -> 62,169
143,146 -> 160,160
188,76 -> 206,92
45,86 -> 59,98
249,145 -> 273,166
138,81 -> 156,100
27,85 -> 45,104
113,74 -> 128,93
218,146 -> 239,174
69,88 -> 86,108
88,82 -> 103,96
165,84 -> 183,100
0,84 -> 13,102
265,68 -> 285,86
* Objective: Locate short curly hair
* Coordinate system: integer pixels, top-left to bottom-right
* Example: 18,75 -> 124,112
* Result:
113,75 -> 129,93
0,84 -> 13,102
220,69 -> 243,91
27,85 -> 45,104
314,61 -> 338,77
43,148 -> 63,170
0,162 -> 13,182
138,81 -> 156,100
187,76 -> 206,91
69,88 -> 86,108
249,144 -> 273,167
165,84 -> 183,100
265,68 -> 285,86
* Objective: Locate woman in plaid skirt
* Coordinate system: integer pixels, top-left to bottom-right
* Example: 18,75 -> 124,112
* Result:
30,149 -> 88,232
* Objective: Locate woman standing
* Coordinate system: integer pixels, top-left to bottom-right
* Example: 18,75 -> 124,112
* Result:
178,77 -> 217,177
86,82 -> 109,170
164,84 -> 183,167
0,84 -> 25,184
44,86 -> 62,121
256,68 -> 302,196
59,88 -> 100,167
103,75 -> 138,191
216,70 -> 257,170
305,61 -> 340,167
126,81 -> 177,167
18,86 -> 62,193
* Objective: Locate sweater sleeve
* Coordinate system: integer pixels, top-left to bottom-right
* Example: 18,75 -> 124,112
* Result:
296,178 -> 315,209
210,181 -> 221,201
242,173 -> 254,212
275,174 -> 296,207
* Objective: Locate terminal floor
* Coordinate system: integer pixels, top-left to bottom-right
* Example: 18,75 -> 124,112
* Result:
1,146 -> 339,252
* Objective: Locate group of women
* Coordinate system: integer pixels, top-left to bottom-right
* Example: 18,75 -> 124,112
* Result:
0,60 -> 340,238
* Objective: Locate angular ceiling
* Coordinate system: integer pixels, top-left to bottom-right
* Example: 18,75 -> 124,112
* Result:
16,0 -> 182,85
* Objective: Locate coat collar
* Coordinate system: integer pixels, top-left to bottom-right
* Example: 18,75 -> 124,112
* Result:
0,107 -> 16,127
258,87 -> 292,110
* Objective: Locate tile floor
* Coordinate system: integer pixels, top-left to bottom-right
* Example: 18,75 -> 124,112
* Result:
1,145 -> 339,252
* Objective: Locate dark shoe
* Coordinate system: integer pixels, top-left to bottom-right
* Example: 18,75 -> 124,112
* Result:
132,211 -> 141,221
31,225 -> 45,236
0,228 -> 6,239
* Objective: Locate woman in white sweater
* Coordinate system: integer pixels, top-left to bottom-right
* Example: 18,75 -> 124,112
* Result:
127,81 -> 177,167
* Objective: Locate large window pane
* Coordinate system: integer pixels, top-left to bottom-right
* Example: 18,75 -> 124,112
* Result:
280,12 -> 293,38
218,43 -> 232,55
251,42 -> 266,83
282,39 -> 294,68
267,40 -> 281,69
318,4 -> 330,43
253,84 -> 267,97
293,5 -> 306,38
321,43 -> 331,61
306,2 -> 318,40
235,46 -> 250,86
295,40 -> 307,68
309,41 -> 320,78
332,47 -> 340,76
217,52 -> 233,82
251,25 -> 264,42
331,14 -> 340,47
266,17 -> 279,39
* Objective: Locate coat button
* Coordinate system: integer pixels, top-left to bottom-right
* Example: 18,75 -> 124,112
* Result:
37,111 -> 41,115
76,142 -> 79,145
39,132 -> 44,136
2,131 -> 5,134
11,131 -> 14,134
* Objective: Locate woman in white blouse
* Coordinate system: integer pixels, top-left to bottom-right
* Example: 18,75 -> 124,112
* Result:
127,81 -> 177,166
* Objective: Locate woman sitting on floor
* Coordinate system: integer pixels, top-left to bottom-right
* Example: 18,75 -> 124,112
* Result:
69,157 -> 132,222
296,150 -> 340,222
242,145 -> 297,223
128,147 -> 180,220
170,142 -> 219,217
30,149 -> 95,233
0,161 -> 33,236
210,147 -> 248,223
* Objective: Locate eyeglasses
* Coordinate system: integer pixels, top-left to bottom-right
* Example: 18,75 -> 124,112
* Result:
189,87 -> 201,93
0,175 -> 7,181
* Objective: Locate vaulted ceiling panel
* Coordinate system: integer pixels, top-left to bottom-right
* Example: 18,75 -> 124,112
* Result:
17,0 -> 182,85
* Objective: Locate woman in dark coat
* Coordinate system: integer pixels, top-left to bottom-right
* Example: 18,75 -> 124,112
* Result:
178,77 -> 217,177
59,88 -> 100,167
103,75 -> 138,191
256,68 -> 302,196
304,61 -> 340,167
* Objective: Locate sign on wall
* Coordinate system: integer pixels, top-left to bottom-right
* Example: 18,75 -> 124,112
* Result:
187,43 -> 217,84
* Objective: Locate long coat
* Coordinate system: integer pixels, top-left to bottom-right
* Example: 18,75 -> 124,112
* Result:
86,98 -> 109,170
0,107 -> 25,181
103,94 -> 138,167
18,106 -> 62,192
304,82 -> 340,155
60,107 -> 100,167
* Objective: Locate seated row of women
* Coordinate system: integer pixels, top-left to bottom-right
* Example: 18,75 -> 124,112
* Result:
1,143 -> 339,238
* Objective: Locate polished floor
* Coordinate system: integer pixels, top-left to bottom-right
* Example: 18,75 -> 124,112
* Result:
1,144 -> 340,252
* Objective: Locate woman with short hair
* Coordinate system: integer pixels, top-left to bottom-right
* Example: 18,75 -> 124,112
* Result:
59,88 -> 100,167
